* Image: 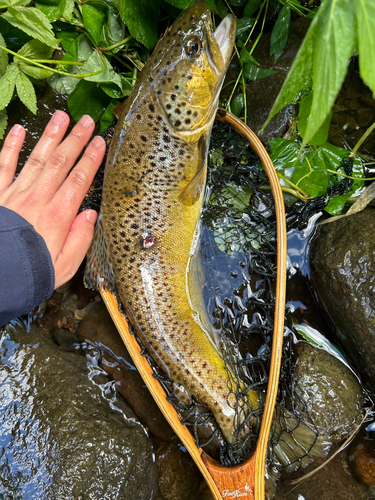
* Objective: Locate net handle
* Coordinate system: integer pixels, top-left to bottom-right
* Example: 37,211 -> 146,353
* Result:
216,109 -> 287,499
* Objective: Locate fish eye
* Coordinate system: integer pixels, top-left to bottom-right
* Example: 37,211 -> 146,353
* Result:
185,37 -> 201,58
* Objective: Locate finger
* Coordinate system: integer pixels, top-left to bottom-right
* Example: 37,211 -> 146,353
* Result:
0,125 -> 26,190
51,135 -> 105,225
35,115 -> 96,196
15,111 -> 70,188
53,210 -> 98,289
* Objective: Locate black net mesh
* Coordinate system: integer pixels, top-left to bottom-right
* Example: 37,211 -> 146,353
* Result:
81,120 -> 331,479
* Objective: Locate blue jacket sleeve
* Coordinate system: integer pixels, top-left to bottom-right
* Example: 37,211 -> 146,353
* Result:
0,206 -> 55,326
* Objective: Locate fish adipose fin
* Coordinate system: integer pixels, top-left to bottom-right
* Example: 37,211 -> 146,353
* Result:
84,216 -> 117,293
178,135 -> 208,206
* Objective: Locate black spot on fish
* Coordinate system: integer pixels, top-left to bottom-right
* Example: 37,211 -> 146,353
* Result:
171,94 -> 176,101
174,85 -> 179,90
175,108 -> 181,114
163,135 -> 170,143
141,135 -> 147,142
185,118 -> 191,124
136,114 -> 141,120
166,104 -> 171,110
175,120 -> 181,127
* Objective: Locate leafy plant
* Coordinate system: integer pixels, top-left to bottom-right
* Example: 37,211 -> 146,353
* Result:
261,0 -> 375,147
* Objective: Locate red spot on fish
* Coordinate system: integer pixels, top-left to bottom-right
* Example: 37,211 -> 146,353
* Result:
142,235 -> 155,248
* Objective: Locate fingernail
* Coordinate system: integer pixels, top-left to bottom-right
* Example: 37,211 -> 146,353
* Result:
11,124 -> 23,136
85,210 -> 98,225
52,111 -> 68,125
80,115 -> 94,128
92,136 -> 104,148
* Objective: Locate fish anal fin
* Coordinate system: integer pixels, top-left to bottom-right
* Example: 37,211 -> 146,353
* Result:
84,216 -> 117,293
178,135 -> 208,206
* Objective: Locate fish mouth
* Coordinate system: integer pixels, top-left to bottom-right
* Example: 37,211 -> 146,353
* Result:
213,14 -> 236,67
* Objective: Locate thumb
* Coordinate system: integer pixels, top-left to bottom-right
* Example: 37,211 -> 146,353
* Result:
54,210 -> 98,289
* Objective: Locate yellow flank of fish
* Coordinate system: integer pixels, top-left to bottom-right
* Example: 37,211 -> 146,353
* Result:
84,0 -> 261,444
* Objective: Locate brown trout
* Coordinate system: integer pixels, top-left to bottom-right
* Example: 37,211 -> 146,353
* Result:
85,0 -> 333,464
84,0 -> 254,443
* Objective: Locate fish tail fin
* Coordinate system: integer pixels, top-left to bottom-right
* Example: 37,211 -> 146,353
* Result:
84,216 -> 117,293
270,407 -> 332,473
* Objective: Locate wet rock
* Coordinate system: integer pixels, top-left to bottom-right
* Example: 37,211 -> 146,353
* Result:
77,301 -> 176,442
0,322 -> 157,499
156,443 -> 201,500
309,208 -> 375,387
293,342 -> 364,442
349,430 -> 375,488
52,327 -> 80,352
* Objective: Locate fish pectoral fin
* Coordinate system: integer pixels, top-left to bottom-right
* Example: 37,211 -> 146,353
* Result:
84,216 -> 117,293
178,134 -> 208,206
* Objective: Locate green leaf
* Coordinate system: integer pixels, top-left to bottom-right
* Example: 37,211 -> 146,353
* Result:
292,150 -> 329,197
244,0 -> 262,17
15,39 -> 55,78
113,0 -> 160,50
82,1 -> 107,46
0,0 -> 31,6
239,47 -> 259,66
231,93 -> 244,117
164,0 -> 194,8
62,0 -> 75,21
16,69 -> 36,113
0,18 -> 31,52
304,0 -> 356,145
270,3 -> 290,62
68,79 -> 111,122
0,62 -> 18,110
0,34 -> 8,78
206,0 -> 227,18
236,17 -> 254,36
120,76 -> 133,96
0,108 -> 7,141
243,62 -> 277,81
81,50 -> 123,94
100,98 -> 120,133
35,0 -> 66,22
2,7 -> 60,49
259,7 -> 319,133
354,0 -> 375,96
298,92 -> 332,146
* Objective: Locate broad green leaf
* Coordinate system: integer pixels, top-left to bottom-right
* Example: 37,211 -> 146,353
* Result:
62,0 -> 75,21
305,0 -> 356,145
231,93 -> 244,117
236,17 -> 254,36
2,7 -> 60,48
240,47 -> 259,66
292,150 -> 329,197
270,3 -> 290,62
164,0 -> 194,8
100,98 -> 120,133
106,4 -> 124,46
0,0 -> 31,6
0,108 -> 7,141
0,62 -> 18,110
354,0 -> 375,96
57,30 -> 79,53
82,1 -> 108,46
0,34 -> 8,78
113,0 -> 160,50
68,79 -> 111,122
81,50 -> 123,94
243,62 -> 276,81
206,0 -> 227,18
16,69 -> 36,113
35,0 -> 66,22
244,0 -> 262,17
259,8 -> 319,133
16,40 -> 54,79
298,92 -> 332,145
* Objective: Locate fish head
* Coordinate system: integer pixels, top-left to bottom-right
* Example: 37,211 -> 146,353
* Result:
147,0 -> 236,141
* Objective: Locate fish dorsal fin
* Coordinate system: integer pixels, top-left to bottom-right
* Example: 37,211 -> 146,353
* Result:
84,216 -> 117,293
178,134 -> 208,206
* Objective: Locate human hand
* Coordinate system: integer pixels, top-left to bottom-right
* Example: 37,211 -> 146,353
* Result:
0,111 -> 106,289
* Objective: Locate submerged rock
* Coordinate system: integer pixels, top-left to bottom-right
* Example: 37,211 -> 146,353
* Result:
309,208 -> 375,387
0,322 -> 157,499
293,342 -> 364,442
